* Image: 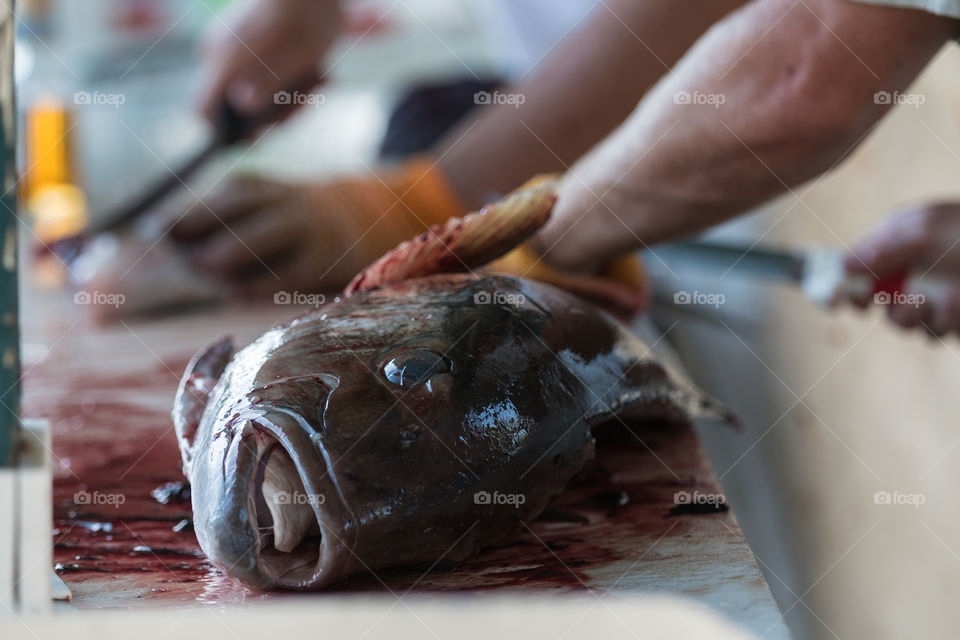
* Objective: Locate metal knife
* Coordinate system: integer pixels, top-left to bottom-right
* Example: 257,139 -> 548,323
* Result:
50,75 -> 320,263
652,240 -> 947,305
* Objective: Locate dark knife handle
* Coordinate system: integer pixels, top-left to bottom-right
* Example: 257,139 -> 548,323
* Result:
213,101 -> 249,147
213,70 -> 324,145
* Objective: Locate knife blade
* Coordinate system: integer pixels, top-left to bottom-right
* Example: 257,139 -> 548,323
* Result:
652,240 -> 947,306
49,75 -> 321,263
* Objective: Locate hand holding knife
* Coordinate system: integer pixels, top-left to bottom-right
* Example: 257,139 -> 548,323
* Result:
50,77 -> 319,263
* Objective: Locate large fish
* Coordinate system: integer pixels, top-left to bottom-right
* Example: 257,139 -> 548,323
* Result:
172,178 -> 736,590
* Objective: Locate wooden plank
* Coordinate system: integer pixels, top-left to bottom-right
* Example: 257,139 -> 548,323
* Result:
0,468 -> 14,613
16,419 -> 51,615
6,595 -> 759,639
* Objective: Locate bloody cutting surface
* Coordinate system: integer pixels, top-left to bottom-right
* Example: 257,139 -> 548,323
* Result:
19,176 -> 778,613
17,287 -> 780,622
20,301 -> 775,611
28,333 -> 750,605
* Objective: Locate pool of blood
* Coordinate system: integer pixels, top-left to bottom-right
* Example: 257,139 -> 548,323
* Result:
26,347 -> 737,607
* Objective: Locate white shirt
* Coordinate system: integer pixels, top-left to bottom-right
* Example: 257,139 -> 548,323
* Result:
470,0 -> 600,78
849,0 -> 960,18
474,0 -> 960,81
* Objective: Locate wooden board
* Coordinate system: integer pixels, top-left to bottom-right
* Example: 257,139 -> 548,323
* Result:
8,596 -> 764,640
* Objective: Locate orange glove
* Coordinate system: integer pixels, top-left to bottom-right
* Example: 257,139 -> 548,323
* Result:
490,244 -> 649,314
169,156 -> 468,296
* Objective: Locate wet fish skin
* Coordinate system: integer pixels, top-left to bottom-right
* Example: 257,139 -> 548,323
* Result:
173,273 -> 733,590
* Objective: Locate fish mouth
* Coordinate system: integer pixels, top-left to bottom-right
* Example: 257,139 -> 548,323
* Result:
247,433 -> 325,585
196,408 -> 352,590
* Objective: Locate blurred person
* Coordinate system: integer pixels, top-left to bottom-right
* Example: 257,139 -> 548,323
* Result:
170,0 -> 745,306
159,0 -> 960,333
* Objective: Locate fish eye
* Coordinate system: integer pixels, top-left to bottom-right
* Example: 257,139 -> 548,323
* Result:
381,348 -> 451,388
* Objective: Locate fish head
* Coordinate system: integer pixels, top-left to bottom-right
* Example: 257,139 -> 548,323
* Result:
175,274 -> 602,589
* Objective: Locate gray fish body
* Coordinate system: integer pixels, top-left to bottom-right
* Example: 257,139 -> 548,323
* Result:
173,274 -> 732,590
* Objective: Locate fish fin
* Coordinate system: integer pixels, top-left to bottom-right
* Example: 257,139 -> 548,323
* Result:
344,175 -> 558,295
587,331 -> 741,432
605,376 -> 741,432
172,336 -> 234,474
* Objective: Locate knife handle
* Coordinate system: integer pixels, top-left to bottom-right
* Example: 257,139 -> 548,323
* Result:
825,271 -> 951,307
214,72 -> 325,146
804,249 -> 953,307
867,272 -> 952,307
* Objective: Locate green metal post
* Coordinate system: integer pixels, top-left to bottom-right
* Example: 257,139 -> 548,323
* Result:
0,3 -> 17,468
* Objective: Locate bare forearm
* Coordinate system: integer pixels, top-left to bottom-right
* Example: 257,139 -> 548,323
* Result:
435,0 -> 746,209
537,0 -> 956,271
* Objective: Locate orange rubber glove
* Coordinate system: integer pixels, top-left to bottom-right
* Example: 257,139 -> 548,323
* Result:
169,156 -> 468,296
490,244 -> 649,314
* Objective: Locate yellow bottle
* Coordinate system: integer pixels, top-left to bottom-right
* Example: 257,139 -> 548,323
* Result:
22,96 -> 88,244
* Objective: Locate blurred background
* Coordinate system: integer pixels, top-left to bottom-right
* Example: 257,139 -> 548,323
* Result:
17,0 -> 492,240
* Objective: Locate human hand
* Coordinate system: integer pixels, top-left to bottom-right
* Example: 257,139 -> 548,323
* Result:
845,204 -> 960,335
167,160 -> 467,298
195,0 -> 342,125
